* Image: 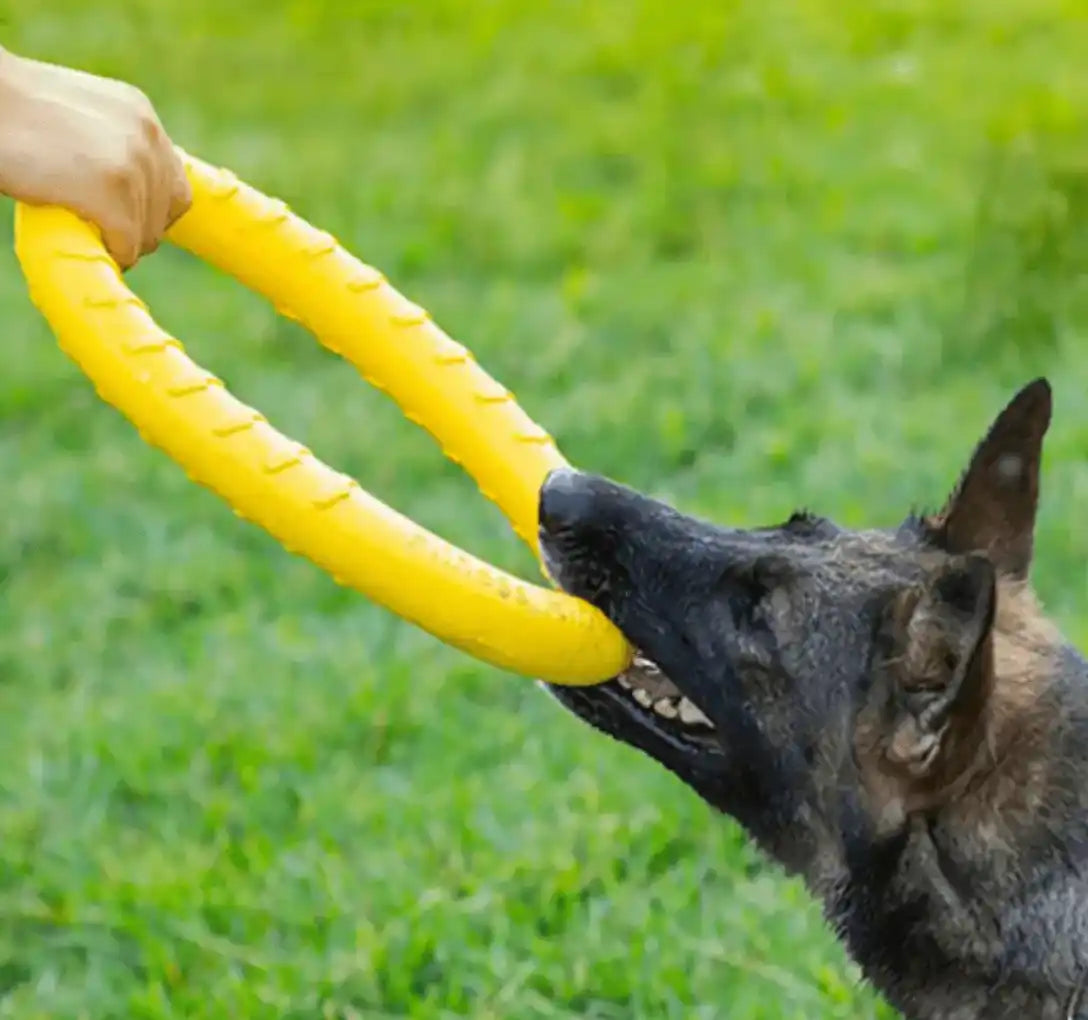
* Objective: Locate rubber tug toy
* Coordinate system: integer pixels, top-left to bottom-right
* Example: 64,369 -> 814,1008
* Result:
14,149 -> 633,686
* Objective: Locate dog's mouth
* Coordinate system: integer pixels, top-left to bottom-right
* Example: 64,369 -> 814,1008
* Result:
535,469 -> 726,769
539,641 -> 725,777
614,653 -> 715,733
540,538 -> 721,758
539,561 -> 730,803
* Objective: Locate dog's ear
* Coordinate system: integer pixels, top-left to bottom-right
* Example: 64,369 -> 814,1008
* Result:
880,555 -> 996,778
928,378 -> 1051,579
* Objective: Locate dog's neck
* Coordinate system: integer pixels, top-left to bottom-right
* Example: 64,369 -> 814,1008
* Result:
831,583 -> 1088,1018
754,613 -> 1088,1018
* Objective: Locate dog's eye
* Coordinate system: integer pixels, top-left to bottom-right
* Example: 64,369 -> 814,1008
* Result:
723,558 -> 789,631
729,594 -> 761,631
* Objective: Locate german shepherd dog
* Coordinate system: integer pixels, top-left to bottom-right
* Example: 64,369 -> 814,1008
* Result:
537,379 -> 1088,1019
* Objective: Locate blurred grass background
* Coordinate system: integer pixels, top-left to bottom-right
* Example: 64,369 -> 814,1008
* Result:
1,1 -> 1087,1017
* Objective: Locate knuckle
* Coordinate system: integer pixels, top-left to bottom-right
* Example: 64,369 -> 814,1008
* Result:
104,230 -> 139,269
103,159 -> 139,197
140,112 -> 165,146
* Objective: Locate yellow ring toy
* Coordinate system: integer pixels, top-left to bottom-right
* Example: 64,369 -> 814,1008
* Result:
13,150 -> 632,685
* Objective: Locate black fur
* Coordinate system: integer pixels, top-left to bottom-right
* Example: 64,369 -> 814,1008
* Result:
538,379 -> 1088,1018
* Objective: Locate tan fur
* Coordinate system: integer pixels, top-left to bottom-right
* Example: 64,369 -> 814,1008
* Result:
948,579 -> 1058,830
855,575 -> 1058,836
990,577 -> 1058,723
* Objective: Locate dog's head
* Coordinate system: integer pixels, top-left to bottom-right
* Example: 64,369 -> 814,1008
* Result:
538,379 -> 1053,852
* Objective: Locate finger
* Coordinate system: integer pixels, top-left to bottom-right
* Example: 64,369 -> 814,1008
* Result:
165,164 -> 193,229
103,162 -> 147,271
136,119 -> 190,250
142,156 -> 174,259
100,219 -> 141,271
156,140 -> 192,233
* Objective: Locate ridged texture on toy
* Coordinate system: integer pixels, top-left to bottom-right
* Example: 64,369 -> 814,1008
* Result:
12,153 -> 633,685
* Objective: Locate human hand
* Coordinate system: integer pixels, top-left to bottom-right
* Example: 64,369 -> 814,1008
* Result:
0,48 -> 192,269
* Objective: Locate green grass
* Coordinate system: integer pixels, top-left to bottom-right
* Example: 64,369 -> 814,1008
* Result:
1,1 -> 1087,1016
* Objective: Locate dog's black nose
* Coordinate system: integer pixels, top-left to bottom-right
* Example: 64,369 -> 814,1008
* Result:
539,467 -> 596,533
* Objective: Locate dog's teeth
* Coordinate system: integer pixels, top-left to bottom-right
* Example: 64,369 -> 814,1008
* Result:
617,675 -> 633,690
633,688 -> 653,708
653,698 -> 678,719
678,698 -> 712,727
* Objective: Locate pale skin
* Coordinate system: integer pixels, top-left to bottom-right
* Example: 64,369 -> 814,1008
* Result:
0,46 -> 191,269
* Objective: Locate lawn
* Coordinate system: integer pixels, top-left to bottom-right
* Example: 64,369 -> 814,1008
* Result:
1,1 -> 1087,1017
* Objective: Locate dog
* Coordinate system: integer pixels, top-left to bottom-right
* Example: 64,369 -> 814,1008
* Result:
536,378 -> 1088,1019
